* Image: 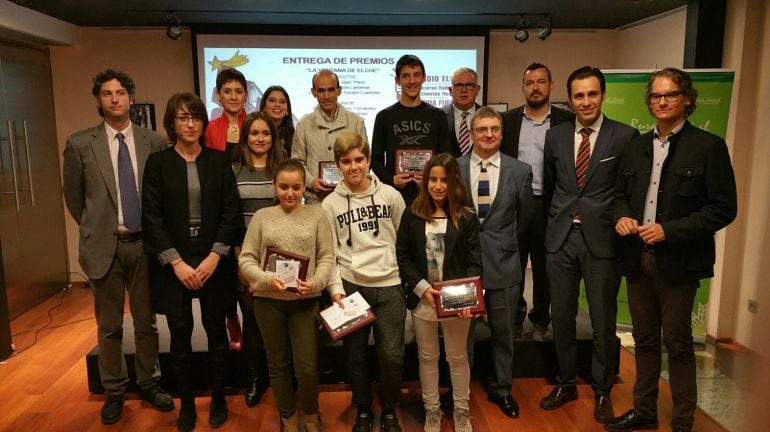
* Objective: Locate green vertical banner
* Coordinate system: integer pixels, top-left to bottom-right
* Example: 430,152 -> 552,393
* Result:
579,70 -> 735,338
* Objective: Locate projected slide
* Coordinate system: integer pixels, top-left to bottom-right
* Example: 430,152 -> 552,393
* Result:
197,36 -> 485,141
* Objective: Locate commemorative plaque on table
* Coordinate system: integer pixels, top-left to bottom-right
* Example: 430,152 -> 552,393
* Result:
318,161 -> 343,185
433,276 -> 485,318
395,149 -> 433,174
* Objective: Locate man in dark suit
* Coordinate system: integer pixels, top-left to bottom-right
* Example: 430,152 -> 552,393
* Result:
500,63 -> 574,341
539,66 -> 639,423
458,106 -> 533,419
442,67 -> 481,158
606,68 -> 737,432
62,69 -> 172,424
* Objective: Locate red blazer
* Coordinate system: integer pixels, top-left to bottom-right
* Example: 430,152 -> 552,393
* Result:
204,110 -> 247,151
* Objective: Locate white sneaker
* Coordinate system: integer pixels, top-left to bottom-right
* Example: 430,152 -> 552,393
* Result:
424,408 -> 443,432
453,408 -> 472,432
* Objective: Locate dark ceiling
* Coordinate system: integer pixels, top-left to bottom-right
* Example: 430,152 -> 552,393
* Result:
15,0 -> 687,29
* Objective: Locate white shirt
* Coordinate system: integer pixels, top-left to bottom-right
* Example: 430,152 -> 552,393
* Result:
452,105 -> 476,142
469,150 -> 501,213
573,114 -> 604,163
104,122 -> 139,228
643,120 -> 686,225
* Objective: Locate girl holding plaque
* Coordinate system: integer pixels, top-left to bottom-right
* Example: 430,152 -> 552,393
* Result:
239,159 -> 340,432
396,153 -> 482,432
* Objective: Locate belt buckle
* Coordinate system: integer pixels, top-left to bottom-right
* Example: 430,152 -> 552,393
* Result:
189,226 -> 200,237
571,219 -> 582,229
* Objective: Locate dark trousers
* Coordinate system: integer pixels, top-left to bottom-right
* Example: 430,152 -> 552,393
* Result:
237,289 -> 266,377
628,251 -> 698,431
91,239 -> 160,395
515,196 -> 551,327
254,296 -> 319,418
547,228 -> 620,393
485,284 -> 521,397
165,237 -> 228,400
342,281 -> 406,412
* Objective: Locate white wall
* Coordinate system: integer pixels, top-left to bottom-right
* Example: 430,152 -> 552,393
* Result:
614,7 -> 686,69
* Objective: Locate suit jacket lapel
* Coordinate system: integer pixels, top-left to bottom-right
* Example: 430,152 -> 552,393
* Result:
133,124 -> 151,196
447,109 -> 456,141
91,123 -> 118,209
561,126 -> 580,192
487,156 -> 508,216
584,122 -> 614,186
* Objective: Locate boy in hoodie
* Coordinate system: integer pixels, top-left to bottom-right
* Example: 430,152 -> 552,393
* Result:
322,131 -> 407,432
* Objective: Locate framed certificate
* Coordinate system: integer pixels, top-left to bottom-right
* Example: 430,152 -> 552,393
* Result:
433,276 -> 485,318
263,246 -> 310,294
395,149 -> 433,174
319,291 -> 376,341
318,161 -> 343,185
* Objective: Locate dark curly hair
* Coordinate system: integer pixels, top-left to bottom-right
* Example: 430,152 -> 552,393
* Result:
91,69 -> 135,117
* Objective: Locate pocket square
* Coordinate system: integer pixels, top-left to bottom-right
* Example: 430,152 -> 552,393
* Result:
599,156 -> 616,163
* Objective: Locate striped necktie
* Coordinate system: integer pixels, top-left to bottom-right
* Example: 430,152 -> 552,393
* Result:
575,127 -> 593,189
477,160 -> 490,220
458,111 -> 471,155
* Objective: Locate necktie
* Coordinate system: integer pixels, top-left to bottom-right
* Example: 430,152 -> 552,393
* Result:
458,111 -> 471,155
575,128 -> 593,189
477,160 -> 490,221
116,132 -> 141,231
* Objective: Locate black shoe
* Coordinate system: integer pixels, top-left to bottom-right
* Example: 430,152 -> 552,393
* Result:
380,412 -> 402,432
209,395 -> 228,428
487,394 -> 520,418
539,385 -> 578,410
100,394 -> 124,425
594,394 -> 614,423
141,383 -> 175,412
604,408 -> 658,431
352,410 -> 373,432
439,390 -> 454,413
245,377 -> 267,407
177,400 -> 197,432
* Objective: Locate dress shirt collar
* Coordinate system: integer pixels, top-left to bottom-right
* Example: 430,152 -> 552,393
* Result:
104,121 -> 133,142
470,149 -> 501,168
653,119 -> 686,141
523,104 -> 552,123
453,104 -> 477,119
574,113 -> 604,136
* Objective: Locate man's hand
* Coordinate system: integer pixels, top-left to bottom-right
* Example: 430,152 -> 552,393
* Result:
311,178 -> 334,193
393,173 -> 413,188
638,223 -> 666,244
615,217 -> 639,237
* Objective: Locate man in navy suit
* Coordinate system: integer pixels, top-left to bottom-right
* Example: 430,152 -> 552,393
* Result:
501,63 -> 574,341
539,66 -> 639,424
63,70 -> 172,424
606,68 -> 736,432
442,67 -> 481,158
458,106 -> 533,419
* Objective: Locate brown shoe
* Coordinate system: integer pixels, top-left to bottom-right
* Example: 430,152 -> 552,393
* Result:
594,394 -> 613,423
539,385 -> 578,410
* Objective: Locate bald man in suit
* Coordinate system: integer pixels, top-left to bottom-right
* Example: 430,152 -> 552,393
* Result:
63,69 -> 171,424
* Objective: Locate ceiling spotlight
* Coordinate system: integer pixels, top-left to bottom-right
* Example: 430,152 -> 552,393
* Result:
166,12 -> 182,40
514,16 -> 529,43
537,15 -> 553,41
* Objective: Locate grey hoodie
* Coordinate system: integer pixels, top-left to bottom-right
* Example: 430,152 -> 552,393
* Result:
322,173 -> 406,287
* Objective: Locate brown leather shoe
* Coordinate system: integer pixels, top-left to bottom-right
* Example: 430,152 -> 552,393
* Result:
594,394 -> 613,423
539,385 -> 578,410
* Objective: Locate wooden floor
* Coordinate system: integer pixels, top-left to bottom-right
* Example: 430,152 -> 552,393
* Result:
0,285 -> 728,432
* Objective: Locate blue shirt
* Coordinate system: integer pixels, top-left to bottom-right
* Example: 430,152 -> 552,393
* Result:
517,108 -> 551,195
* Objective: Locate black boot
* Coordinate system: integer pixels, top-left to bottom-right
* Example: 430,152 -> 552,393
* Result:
209,392 -> 228,428
245,367 -> 267,407
177,396 -> 197,432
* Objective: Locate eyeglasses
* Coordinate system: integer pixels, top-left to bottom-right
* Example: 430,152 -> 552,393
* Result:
452,82 -> 478,89
175,115 -> 204,124
648,91 -> 683,103
472,126 -> 502,134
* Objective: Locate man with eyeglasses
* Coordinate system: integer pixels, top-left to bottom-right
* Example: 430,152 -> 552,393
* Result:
539,66 -> 638,424
293,69 -> 368,203
606,68 -> 737,432
458,106 -> 533,420
442,67 -> 481,158
501,63 -> 575,342
63,70 -> 172,424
